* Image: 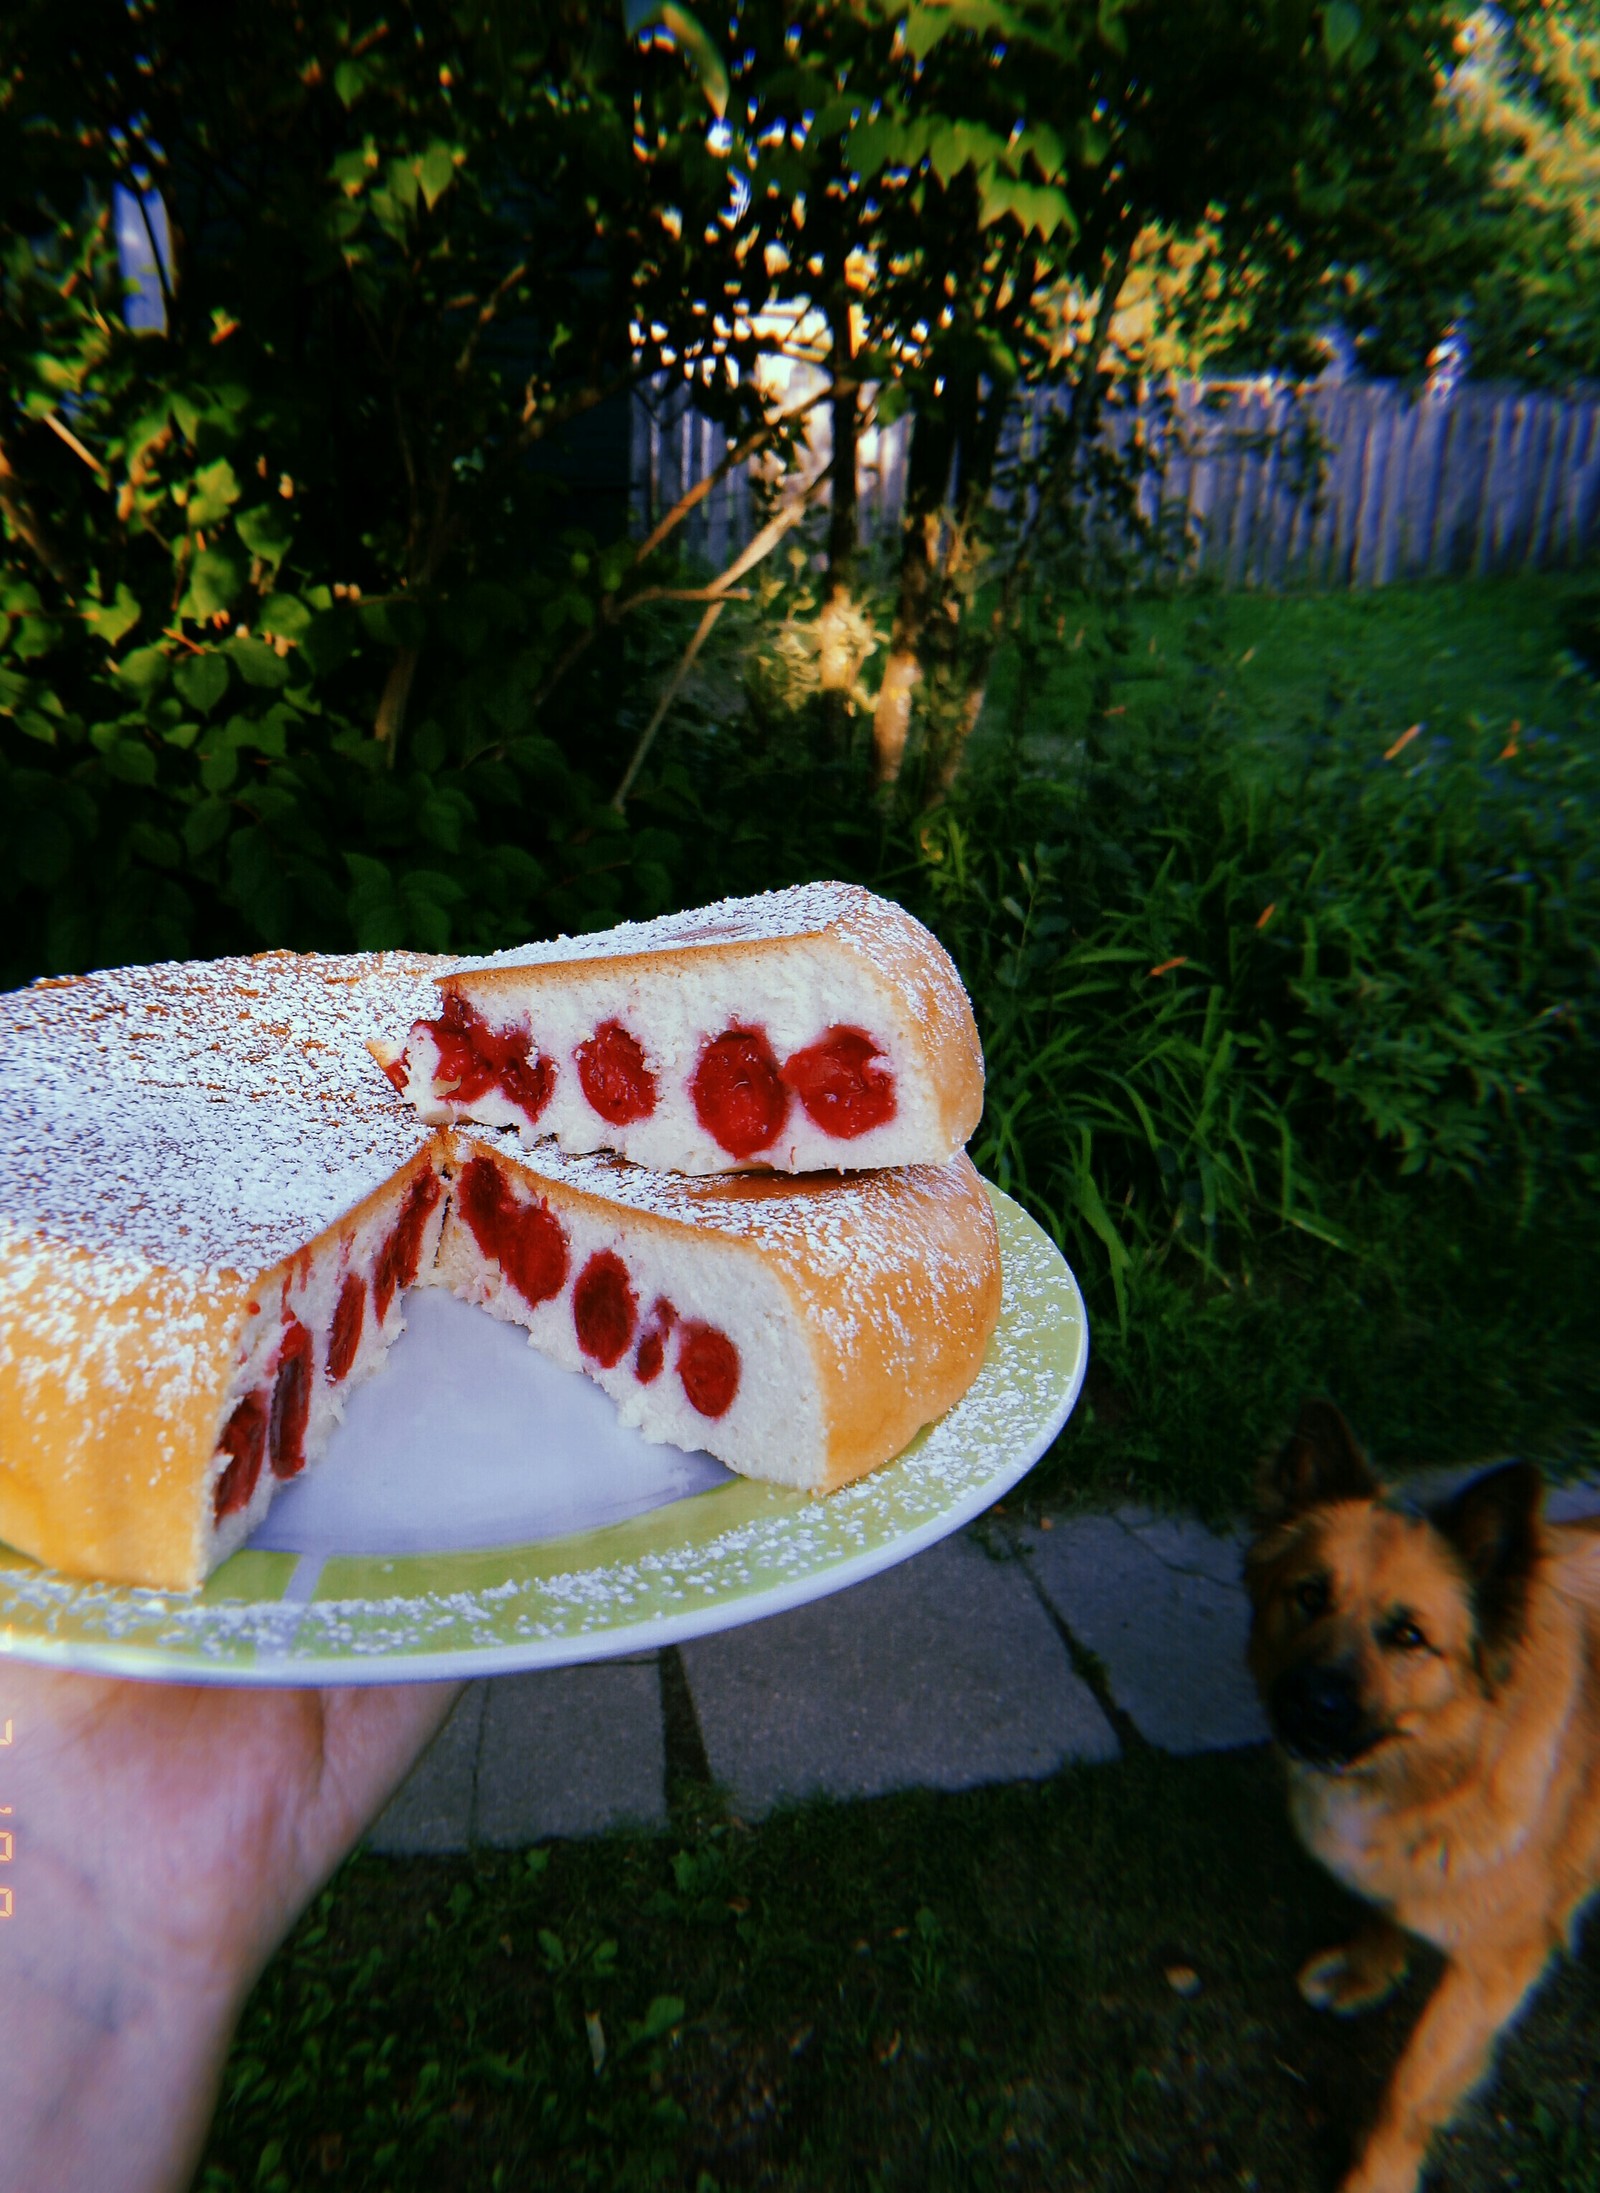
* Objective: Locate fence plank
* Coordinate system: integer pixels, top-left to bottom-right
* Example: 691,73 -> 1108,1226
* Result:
1528,402 -> 1574,568
1556,400 -> 1593,568
630,373 -> 1600,590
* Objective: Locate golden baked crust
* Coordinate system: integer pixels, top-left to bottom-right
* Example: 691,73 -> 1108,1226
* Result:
0,953 -> 445,1588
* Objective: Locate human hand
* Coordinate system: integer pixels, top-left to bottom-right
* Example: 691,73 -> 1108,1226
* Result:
0,1661 -> 462,2193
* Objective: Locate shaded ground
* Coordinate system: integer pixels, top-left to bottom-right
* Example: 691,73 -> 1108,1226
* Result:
199,1749 -> 1600,2191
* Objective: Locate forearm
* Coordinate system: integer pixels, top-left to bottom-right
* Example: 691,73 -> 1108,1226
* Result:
0,1931 -> 244,2193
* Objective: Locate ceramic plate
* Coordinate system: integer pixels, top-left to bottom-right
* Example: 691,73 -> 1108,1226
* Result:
0,1187 -> 1086,1685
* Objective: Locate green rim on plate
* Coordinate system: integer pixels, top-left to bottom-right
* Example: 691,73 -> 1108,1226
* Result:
0,1186 -> 1087,1684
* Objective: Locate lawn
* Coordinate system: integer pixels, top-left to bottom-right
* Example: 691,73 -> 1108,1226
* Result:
976,568 -> 1600,770
197,1750 -> 1600,2191
934,569 -> 1600,1518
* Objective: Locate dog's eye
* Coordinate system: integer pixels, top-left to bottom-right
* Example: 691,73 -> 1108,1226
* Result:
1293,1575 -> 1329,1618
1384,1614 -> 1429,1652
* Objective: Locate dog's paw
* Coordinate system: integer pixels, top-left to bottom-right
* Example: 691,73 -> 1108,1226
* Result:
1298,1933 -> 1408,2015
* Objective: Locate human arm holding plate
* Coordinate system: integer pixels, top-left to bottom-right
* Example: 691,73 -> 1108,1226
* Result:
0,1663 -> 460,2193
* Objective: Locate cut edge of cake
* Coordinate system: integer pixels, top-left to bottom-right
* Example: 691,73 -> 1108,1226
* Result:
371,882 -> 985,1175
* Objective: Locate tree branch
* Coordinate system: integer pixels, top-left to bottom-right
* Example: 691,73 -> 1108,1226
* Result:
453,260 -> 529,384
610,598 -> 726,812
44,414 -> 110,482
527,467 -> 827,723
0,439 -> 72,588
633,382 -> 828,568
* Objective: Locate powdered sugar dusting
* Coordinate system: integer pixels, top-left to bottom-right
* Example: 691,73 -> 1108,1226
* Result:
1,951 -> 442,1278
10,949 -> 445,1108
447,882 -> 876,974
1,1085 -> 429,1276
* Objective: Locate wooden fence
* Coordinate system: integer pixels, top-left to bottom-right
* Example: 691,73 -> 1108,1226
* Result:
629,375 -> 1600,589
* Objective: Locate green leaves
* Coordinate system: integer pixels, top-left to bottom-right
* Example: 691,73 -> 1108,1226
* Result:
188,458 -> 242,528
257,593 -> 313,642
1322,0 -> 1364,63
181,550 -> 244,621
226,634 -> 291,689
623,2 -> 730,117
234,505 -> 294,570
83,585 -> 142,647
174,652 -> 231,714
343,853 -> 466,952
117,645 -> 170,695
416,141 -> 459,212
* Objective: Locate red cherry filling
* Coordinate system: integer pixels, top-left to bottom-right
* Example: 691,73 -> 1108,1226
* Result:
458,1154 -> 570,1308
415,991 -> 555,1127
327,1272 -> 366,1383
269,1318 -> 314,1480
575,1019 -> 658,1126
214,1393 -> 268,1521
677,1322 -> 740,1418
573,1250 -> 637,1368
374,1168 -> 443,1321
691,1028 -> 789,1159
781,1025 -> 897,1139
634,1298 -> 677,1384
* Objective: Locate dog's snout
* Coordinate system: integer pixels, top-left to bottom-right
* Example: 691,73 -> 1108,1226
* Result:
1273,1659 -> 1377,1766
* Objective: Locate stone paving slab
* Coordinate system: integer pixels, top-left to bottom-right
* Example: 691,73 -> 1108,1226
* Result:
476,1660 -> 668,1845
368,1680 -> 486,1855
367,1658 -> 667,1853
362,1477 -> 1600,1853
1024,1514 -> 1269,1755
681,1531 -> 1116,1817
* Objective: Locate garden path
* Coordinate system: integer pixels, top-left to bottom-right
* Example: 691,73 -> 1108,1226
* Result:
369,1474 -> 1600,1854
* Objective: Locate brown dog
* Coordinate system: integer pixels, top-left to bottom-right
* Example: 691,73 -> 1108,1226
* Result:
1245,1399 -> 1600,2193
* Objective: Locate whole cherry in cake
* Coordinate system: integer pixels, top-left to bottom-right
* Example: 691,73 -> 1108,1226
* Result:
371,882 -> 984,1174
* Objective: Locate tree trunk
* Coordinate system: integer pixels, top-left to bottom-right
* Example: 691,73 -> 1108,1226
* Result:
818,370 -> 861,742
871,401 -> 955,785
927,371 -> 1014,790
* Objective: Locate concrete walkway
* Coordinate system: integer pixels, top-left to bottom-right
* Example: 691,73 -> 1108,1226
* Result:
367,1504 -> 1265,1853
369,1475 -> 1600,1856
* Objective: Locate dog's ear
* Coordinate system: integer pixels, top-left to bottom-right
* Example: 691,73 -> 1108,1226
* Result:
1431,1461 -> 1544,1685
1257,1398 -> 1378,1521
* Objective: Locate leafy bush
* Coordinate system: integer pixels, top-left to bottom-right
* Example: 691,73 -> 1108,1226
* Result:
0,1 -> 754,989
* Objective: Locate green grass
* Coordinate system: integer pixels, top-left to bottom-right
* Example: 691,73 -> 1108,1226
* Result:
197,1750 -> 1600,2192
976,569 -> 1600,771
1038,1184 -> 1600,1523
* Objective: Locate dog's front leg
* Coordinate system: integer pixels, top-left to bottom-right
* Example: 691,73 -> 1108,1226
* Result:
1340,1936 -> 1551,2193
